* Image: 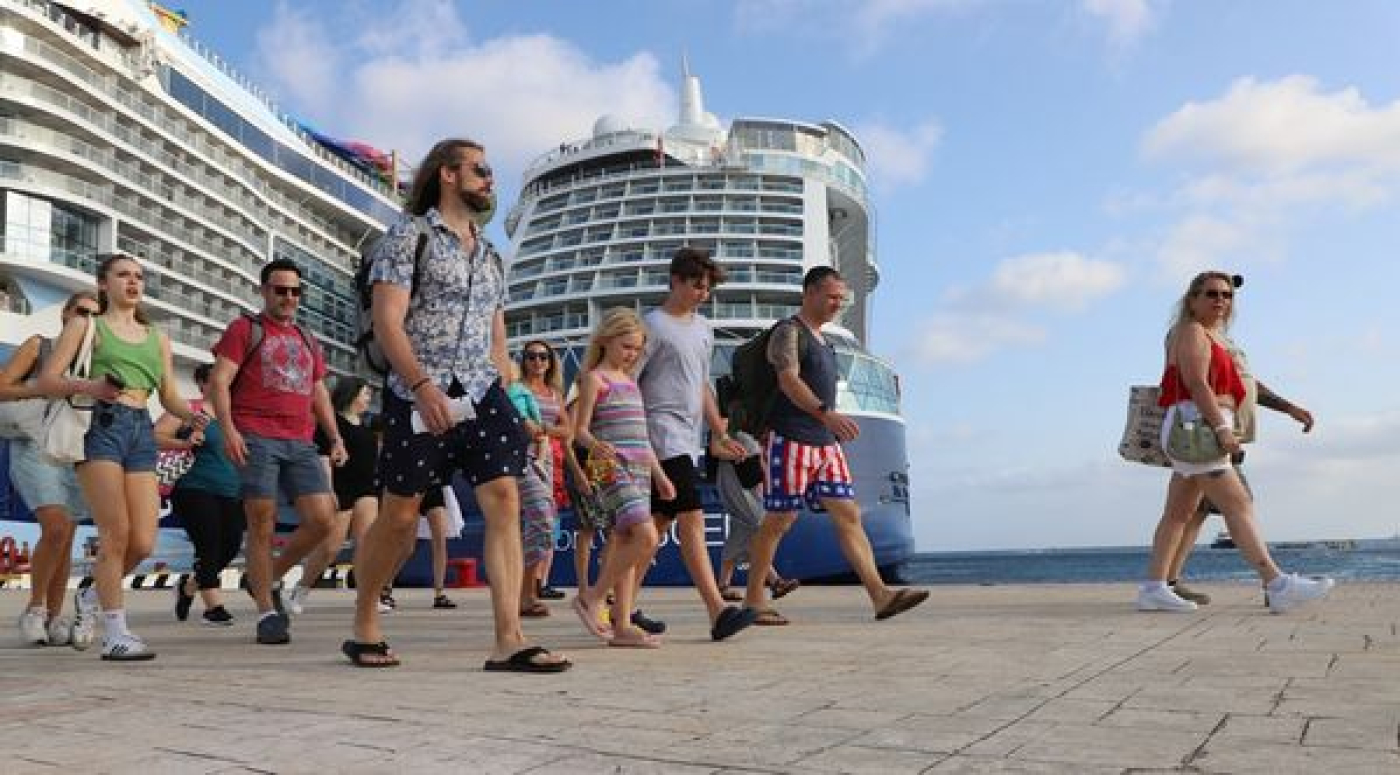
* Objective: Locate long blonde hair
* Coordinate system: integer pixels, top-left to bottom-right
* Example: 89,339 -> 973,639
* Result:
1170,270 -> 1237,332
580,307 -> 646,376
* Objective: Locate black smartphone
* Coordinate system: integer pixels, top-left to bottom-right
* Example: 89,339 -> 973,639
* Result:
104,372 -> 126,390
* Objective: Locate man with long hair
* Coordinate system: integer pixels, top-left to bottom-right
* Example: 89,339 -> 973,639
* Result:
347,138 -> 570,671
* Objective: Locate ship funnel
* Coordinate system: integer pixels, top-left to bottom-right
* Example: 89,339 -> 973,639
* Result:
679,54 -> 706,128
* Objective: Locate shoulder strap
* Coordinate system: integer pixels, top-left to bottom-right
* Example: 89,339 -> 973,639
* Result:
408,215 -> 431,297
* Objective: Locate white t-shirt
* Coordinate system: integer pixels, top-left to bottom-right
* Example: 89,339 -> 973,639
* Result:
637,308 -> 713,460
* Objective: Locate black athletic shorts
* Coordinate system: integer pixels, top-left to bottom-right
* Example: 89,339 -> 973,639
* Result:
651,454 -> 703,518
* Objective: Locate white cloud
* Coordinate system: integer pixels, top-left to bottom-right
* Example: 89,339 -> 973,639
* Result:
909,313 -> 1045,366
1080,0 -> 1158,50
735,0 -> 975,58
986,251 -> 1126,312
853,119 -> 943,189
1140,76 -> 1400,278
252,2 -> 675,178
904,251 -> 1124,366
1144,75 -> 1400,176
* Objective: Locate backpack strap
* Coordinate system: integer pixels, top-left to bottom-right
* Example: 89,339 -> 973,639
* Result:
230,313 -> 319,393
407,215 -> 431,297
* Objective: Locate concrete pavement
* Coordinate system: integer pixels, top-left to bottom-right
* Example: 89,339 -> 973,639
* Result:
1,582 -> 1397,773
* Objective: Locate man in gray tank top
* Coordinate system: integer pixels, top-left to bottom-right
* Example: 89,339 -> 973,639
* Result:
637,248 -> 756,641
743,267 -> 929,625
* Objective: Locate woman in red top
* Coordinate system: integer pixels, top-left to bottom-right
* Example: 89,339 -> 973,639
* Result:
1138,271 -> 1332,614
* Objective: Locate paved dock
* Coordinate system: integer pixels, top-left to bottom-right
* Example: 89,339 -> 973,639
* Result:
2,582 -> 1397,773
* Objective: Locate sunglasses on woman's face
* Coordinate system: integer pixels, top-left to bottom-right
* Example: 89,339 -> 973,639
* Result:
1199,289 -> 1234,300
74,307 -> 99,317
524,351 -> 551,361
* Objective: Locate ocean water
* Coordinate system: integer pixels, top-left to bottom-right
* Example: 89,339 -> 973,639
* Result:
902,540 -> 1400,585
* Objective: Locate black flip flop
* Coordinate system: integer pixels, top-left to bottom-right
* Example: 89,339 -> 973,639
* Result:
483,646 -> 572,673
875,588 -> 930,621
710,605 -> 757,641
341,639 -> 400,668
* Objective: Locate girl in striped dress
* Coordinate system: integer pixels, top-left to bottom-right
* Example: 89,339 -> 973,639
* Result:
570,308 -> 674,648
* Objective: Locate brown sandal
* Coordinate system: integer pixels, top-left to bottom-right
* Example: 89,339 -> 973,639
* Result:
753,608 -> 789,626
520,601 -> 550,618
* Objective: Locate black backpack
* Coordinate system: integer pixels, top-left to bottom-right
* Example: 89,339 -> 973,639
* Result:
723,316 -> 810,437
354,215 -> 431,375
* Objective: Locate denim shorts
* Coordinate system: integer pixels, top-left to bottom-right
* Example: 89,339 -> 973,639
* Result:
7,437 -> 88,522
84,402 -> 157,472
240,433 -> 331,501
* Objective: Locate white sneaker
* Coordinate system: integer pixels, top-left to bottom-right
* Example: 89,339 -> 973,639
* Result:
18,608 -> 48,646
100,632 -> 155,662
46,617 -> 72,647
286,585 -> 309,616
1136,585 -> 1198,612
70,588 -> 97,651
1267,574 -> 1334,614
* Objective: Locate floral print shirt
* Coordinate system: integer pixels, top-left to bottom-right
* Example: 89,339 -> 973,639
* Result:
368,208 -> 505,402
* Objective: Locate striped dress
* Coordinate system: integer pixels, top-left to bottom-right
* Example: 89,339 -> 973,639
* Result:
588,372 -> 653,529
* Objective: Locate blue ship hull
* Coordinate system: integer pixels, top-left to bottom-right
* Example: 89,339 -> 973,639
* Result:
3,416 -> 913,586
395,414 -> 914,587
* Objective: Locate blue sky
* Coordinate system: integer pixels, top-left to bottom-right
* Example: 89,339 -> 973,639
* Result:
169,0 -> 1400,550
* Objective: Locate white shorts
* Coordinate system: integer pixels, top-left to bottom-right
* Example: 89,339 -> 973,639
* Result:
1161,403 -> 1234,478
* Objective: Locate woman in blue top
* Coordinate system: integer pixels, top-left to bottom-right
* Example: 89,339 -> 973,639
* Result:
155,363 -> 243,626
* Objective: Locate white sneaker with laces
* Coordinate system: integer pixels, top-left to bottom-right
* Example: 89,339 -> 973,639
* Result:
18,608 -> 48,646
1267,574 -> 1334,614
70,588 -> 97,651
1136,585 -> 1198,612
46,617 -> 73,647
100,632 -> 155,661
285,585 -> 309,616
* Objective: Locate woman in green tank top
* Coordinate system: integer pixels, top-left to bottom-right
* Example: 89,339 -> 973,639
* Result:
39,254 -> 207,662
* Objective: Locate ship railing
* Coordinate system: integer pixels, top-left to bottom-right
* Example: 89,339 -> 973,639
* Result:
14,4 -> 394,238
0,70 -> 355,267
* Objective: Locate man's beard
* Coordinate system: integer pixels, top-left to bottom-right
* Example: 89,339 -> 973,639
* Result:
459,188 -> 492,213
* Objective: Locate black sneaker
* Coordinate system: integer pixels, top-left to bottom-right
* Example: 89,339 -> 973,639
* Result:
202,606 -> 234,627
538,585 -> 566,601
255,613 -> 290,645
432,594 -> 457,610
174,574 -> 194,622
630,609 -> 666,635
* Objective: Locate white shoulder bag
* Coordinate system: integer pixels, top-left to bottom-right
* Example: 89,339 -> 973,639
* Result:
40,317 -> 97,465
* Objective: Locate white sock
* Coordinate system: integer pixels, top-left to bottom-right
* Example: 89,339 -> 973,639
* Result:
1141,580 -> 1168,593
26,605 -> 47,617
102,610 -> 129,638
1267,575 -> 1290,592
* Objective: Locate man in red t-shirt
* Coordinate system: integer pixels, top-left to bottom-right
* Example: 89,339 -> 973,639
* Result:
208,259 -> 346,646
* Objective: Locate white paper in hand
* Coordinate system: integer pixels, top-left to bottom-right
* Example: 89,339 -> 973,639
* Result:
410,396 -> 476,434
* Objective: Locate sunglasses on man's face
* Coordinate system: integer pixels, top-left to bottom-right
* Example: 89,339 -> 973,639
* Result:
462,162 -> 493,180
271,284 -> 303,298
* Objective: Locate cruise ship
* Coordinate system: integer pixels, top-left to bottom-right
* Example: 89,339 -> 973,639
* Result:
456,64 -> 914,585
1,1 -> 398,548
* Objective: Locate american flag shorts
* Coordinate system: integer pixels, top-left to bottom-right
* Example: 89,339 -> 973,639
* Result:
763,432 -> 855,513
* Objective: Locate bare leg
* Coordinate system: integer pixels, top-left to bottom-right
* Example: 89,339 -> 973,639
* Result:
27,506 -> 76,615
76,462 -> 135,612
1167,502 -> 1210,582
671,509 -> 726,622
574,527 -> 596,595
241,498 -> 280,614
742,512 -> 796,610
351,492 -> 422,644
1199,471 -> 1280,583
1146,474 -> 1204,582
822,498 -> 896,610
300,510 -> 352,591
271,494 -> 334,581
578,521 -> 658,641
427,507 -> 448,594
